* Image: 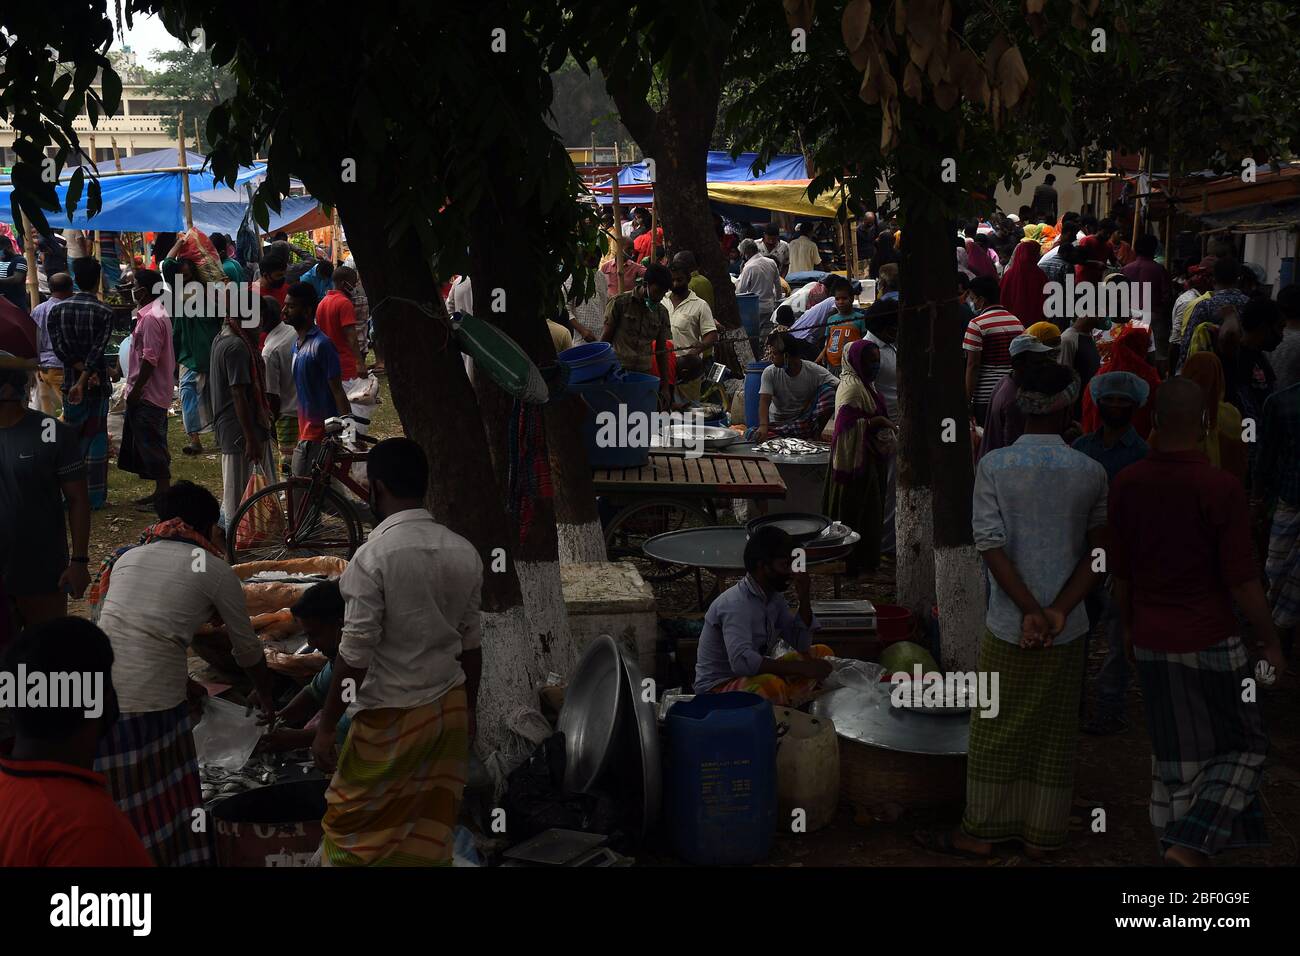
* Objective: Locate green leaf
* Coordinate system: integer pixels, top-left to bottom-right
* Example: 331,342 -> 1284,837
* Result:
64,168 -> 85,220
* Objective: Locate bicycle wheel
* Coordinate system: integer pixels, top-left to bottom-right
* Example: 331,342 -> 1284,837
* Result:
604,498 -> 714,584
226,478 -> 363,564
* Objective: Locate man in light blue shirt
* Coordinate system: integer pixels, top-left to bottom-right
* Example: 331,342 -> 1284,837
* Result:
694,527 -> 831,706
921,361 -> 1106,862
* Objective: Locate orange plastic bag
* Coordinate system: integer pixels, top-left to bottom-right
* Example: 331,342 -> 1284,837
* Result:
235,464 -> 285,552
176,228 -> 226,284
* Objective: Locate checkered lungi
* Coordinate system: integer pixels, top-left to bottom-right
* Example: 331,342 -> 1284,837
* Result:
118,400 -> 172,481
962,630 -> 1086,849
62,390 -> 110,509
1134,635 -> 1269,857
93,701 -> 213,866
1265,500 -> 1300,630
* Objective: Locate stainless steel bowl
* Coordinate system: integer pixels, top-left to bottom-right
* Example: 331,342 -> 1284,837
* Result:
557,636 -> 626,794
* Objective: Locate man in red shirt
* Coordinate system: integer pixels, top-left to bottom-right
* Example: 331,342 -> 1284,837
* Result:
1074,216 -> 1116,287
1109,378 -> 1286,867
0,617 -> 152,866
314,267 -> 364,383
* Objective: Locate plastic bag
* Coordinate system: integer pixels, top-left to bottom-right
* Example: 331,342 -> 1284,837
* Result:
175,228 -> 226,284
192,697 -> 262,772
235,463 -> 284,552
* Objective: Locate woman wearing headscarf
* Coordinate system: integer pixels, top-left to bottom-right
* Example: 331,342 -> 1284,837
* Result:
1081,323 -> 1161,439
1000,240 -> 1049,329
965,231 -> 999,278
1160,352 -> 1247,482
822,340 -> 896,573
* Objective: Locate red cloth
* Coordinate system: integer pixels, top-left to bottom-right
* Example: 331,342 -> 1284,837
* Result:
1108,450 -> 1258,652
0,758 -> 154,866
0,297 -> 37,358
964,239 -> 997,278
1074,234 -> 1114,285
999,242 -> 1048,328
1081,324 -> 1161,438
633,227 -> 664,263
315,288 -> 359,380
650,339 -> 677,385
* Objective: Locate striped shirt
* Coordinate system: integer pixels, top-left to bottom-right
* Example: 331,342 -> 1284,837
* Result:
963,307 -> 1024,407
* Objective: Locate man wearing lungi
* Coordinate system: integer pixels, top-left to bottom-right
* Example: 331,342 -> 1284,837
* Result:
47,258 -> 115,509
1111,378 -> 1286,865
918,361 -> 1106,859
311,438 -> 482,866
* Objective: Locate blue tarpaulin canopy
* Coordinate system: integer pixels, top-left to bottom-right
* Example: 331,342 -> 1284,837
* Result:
2,148 -> 319,234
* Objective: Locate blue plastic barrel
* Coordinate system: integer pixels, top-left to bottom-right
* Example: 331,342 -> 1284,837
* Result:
665,692 -> 777,865
571,371 -> 660,468
743,362 -> 770,428
735,292 -> 761,339
558,341 -> 620,385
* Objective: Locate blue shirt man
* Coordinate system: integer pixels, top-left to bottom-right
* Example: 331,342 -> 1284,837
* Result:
1071,371 -> 1151,482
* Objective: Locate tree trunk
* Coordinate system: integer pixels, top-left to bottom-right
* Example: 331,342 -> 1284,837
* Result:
335,191 -> 552,755
894,120 -> 985,674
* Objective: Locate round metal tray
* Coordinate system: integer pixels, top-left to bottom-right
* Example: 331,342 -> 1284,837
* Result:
617,649 -> 661,836
810,686 -> 970,755
557,636 -> 626,793
650,423 -> 741,451
641,526 -> 860,571
746,512 -> 831,543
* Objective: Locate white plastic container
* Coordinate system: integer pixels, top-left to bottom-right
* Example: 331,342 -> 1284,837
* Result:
773,706 -> 840,832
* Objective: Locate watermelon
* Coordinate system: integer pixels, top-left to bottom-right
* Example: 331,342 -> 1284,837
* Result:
879,641 -> 938,677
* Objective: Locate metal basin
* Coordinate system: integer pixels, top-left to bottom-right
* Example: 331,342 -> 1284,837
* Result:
651,423 -> 741,451
810,686 -> 970,756
746,512 -> 831,544
617,648 -> 662,836
558,635 -> 627,794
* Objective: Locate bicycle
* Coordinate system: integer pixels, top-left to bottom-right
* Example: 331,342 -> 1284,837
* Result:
225,416 -> 377,564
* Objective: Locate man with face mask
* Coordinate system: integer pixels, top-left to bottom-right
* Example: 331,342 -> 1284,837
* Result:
1072,372 -> 1152,735
693,526 -> 833,705
0,617 -> 152,865
284,282 -> 354,477
0,350 -> 91,630
311,438 -> 482,867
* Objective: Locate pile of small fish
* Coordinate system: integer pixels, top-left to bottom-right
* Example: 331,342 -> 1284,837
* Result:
753,437 -> 829,457
200,757 -> 279,803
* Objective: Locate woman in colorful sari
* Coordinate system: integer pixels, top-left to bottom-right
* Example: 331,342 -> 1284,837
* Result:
1081,323 -> 1161,439
999,240 -> 1049,329
822,340 -> 896,574
1163,351 -> 1248,482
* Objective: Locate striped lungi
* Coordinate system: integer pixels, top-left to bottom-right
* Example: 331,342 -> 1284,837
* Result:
962,630 -> 1086,850
1134,635 -> 1269,856
118,401 -> 172,481
1265,500 -> 1300,630
274,414 -> 298,476
62,391 -> 110,509
321,687 -> 468,867
93,701 -> 212,866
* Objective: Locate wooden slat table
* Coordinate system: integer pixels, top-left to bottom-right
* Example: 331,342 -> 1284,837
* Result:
592,450 -> 787,498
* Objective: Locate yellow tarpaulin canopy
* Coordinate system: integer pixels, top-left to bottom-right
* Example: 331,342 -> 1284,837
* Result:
704,181 -> 851,219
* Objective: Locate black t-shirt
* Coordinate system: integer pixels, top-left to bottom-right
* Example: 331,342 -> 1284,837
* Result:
0,410 -> 85,595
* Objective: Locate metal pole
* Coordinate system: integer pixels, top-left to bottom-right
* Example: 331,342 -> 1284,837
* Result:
612,142 -> 625,294
178,110 -> 193,230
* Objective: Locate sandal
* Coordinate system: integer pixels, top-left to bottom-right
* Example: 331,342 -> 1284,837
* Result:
181,443 -> 203,456
912,828 -> 992,860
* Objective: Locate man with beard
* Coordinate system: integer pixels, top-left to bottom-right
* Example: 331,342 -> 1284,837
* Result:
693,526 -> 833,706
665,256 -> 718,398
311,438 -> 482,867
1072,372 -> 1152,736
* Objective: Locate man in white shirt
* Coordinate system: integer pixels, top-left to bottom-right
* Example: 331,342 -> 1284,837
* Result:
446,275 -> 473,316
94,480 -> 275,865
761,223 -> 791,277
312,437 -> 483,867
787,222 -> 821,275
754,331 -> 838,441
736,239 -> 782,331
260,296 -> 298,476
666,257 -> 718,396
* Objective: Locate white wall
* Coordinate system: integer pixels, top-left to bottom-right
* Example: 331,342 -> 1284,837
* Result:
1243,228 -> 1296,292
995,163 -> 1087,218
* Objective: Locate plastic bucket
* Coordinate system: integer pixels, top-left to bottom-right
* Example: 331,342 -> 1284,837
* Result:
558,341 -> 620,385
211,778 -> 328,867
572,371 -> 660,468
743,362 -> 771,429
735,293 -> 761,339
875,604 -> 915,645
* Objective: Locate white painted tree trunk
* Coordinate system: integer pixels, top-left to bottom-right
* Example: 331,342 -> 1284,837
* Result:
474,558 -> 581,760
933,544 -> 986,673
894,484 -> 936,613
557,519 -> 607,565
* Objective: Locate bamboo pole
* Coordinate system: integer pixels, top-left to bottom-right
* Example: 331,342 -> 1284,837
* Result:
89,134 -> 102,296
1131,150 -> 1146,248
194,116 -> 202,152
844,177 -> 859,276
612,142 -> 625,294
20,211 -> 40,311
178,110 -> 193,230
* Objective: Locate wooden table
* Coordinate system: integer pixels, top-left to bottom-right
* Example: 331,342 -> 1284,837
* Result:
591,450 -> 787,498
